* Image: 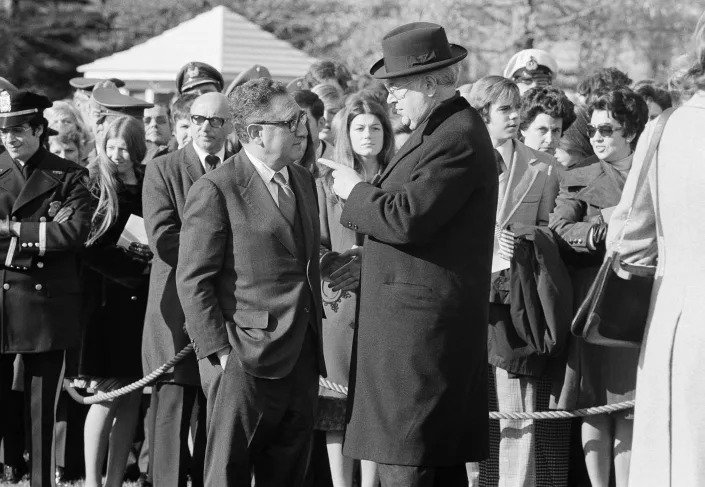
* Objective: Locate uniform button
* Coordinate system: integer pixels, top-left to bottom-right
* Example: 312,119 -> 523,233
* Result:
36,262 -> 44,269
3,283 -> 9,290
39,217 -> 46,222
11,217 -> 16,222
21,243 -> 27,247
28,243 -> 34,247
304,306 -> 310,313
131,295 -> 138,301
35,284 -> 42,291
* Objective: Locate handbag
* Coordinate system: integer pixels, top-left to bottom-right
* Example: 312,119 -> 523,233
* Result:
571,107 -> 674,348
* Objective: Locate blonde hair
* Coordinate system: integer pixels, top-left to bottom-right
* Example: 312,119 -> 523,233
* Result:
86,116 -> 146,246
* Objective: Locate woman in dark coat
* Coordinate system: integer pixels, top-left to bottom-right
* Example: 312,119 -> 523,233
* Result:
71,116 -> 152,487
316,94 -> 394,487
549,88 -> 648,487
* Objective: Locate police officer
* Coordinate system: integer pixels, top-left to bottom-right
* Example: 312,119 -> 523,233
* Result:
503,48 -> 558,95
0,90 -> 93,487
175,61 -> 224,95
69,77 -> 125,131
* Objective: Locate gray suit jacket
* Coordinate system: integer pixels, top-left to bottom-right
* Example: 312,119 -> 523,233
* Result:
176,151 -> 325,379
142,142 -> 226,385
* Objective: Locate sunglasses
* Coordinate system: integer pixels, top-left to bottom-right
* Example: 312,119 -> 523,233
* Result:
143,115 -> 169,125
190,115 -> 227,128
250,111 -> 308,133
0,125 -> 33,137
587,124 -> 624,138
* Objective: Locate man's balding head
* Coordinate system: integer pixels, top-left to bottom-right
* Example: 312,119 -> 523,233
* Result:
189,93 -> 232,154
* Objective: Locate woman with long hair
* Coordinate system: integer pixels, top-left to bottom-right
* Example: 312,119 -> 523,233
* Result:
72,116 -> 151,487
316,93 -> 394,487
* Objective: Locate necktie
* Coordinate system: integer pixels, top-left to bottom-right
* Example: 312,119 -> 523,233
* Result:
205,154 -> 220,172
272,172 -> 297,226
494,149 -> 506,176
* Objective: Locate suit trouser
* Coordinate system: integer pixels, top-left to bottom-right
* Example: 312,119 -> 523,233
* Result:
148,382 -> 206,487
201,330 -> 319,487
0,351 -> 64,487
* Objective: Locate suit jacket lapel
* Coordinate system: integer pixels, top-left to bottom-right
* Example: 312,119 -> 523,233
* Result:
183,143 -> 205,183
289,165 -> 315,260
498,144 -> 540,226
233,152 -> 298,258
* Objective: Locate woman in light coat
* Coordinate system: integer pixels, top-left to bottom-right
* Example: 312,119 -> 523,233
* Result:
606,13 -> 705,486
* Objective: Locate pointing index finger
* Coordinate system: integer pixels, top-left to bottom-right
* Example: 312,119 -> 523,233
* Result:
317,158 -> 348,171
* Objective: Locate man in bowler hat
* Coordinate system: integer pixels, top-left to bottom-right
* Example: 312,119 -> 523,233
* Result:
0,90 -> 93,487
322,22 -> 497,486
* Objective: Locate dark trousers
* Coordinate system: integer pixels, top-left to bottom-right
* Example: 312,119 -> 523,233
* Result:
54,390 -> 87,479
377,463 -> 468,487
149,382 -> 206,487
201,332 -> 319,487
0,351 -> 64,487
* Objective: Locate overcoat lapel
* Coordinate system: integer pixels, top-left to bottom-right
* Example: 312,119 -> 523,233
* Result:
0,153 -> 21,200
232,152 -> 298,258
377,126 -> 424,184
12,163 -> 60,213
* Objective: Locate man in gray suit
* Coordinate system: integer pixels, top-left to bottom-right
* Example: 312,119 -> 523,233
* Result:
176,79 -> 325,487
142,93 -> 233,487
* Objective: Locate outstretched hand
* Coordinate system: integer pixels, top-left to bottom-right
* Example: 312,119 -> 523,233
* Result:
327,247 -> 363,292
318,158 -> 363,200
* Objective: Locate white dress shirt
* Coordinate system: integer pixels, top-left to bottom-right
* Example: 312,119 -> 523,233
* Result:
192,142 -> 226,173
243,149 -> 290,207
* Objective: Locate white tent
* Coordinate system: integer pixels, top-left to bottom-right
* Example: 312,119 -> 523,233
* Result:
77,5 -> 318,101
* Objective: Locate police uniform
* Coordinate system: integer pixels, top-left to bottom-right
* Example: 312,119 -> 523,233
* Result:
175,61 -> 224,95
0,90 -> 93,487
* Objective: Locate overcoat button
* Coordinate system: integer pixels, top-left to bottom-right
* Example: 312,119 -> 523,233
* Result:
304,307 -> 310,313
131,296 -> 138,301
39,217 -> 46,222
36,262 -> 44,269
35,284 -> 42,291
11,217 -> 16,221
2,283 -> 9,290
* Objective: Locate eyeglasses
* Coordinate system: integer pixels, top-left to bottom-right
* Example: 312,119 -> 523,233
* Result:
250,111 -> 308,133
143,115 -> 169,125
0,126 -> 32,137
385,80 -> 416,101
190,115 -> 227,128
587,124 -> 624,138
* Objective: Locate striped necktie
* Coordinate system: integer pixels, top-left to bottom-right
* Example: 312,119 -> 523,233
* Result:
272,171 -> 296,226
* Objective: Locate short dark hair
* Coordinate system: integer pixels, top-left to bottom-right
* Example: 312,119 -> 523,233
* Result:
29,115 -> 50,145
589,87 -> 648,149
634,83 -> 672,110
467,76 -> 520,124
304,60 -> 352,92
519,86 -> 576,133
170,93 -> 198,124
577,68 -> 633,105
293,90 -> 324,121
229,78 -> 289,143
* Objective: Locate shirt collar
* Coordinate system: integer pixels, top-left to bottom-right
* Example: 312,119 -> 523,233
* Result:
192,141 -> 225,168
243,148 -> 289,184
496,139 -> 515,170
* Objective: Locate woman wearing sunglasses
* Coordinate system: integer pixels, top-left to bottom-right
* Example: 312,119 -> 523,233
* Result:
549,87 -> 648,487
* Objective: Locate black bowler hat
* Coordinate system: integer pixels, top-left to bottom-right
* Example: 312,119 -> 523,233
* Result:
370,22 -> 467,79
0,90 -> 52,128
176,62 -> 224,95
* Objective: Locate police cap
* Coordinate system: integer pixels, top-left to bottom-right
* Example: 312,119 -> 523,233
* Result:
503,49 -> 558,83
90,87 -> 153,119
0,77 -> 17,93
70,77 -> 125,92
0,90 -> 52,128
176,62 -> 224,95
224,65 -> 271,96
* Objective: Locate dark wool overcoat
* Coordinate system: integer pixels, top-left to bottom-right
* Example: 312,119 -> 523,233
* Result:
0,148 -> 92,353
341,95 -> 498,465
